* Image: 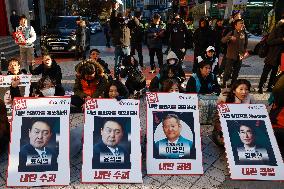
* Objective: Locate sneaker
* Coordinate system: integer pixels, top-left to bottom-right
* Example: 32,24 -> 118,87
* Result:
149,69 -> 156,74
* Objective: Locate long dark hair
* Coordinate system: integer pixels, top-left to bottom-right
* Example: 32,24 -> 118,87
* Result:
226,79 -> 251,103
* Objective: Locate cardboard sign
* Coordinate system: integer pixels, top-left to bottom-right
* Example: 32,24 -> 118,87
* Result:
218,104 -> 284,180
146,92 -> 203,175
7,97 -> 71,186
81,99 -> 142,183
0,75 -> 32,120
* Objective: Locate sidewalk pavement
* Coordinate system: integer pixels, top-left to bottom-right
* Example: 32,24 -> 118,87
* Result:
1,46 -> 281,188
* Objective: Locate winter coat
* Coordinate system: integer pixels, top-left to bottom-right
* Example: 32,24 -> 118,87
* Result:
221,29 -> 248,61
109,10 -> 131,47
75,25 -> 86,49
73,62 -> 108,99
264,21 -> 284,67
16,25 -> 36,48
169,18 -> 188,49
146,23 -> 165,49
159,63 -> 185,84
193,26 -> 215,56
186,72 -> 220,94
29,59 -> 62,86
128,17 -> 144,44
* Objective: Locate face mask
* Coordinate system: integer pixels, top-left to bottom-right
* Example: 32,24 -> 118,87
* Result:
168,59 -> 176,65
41,88 -> 56,96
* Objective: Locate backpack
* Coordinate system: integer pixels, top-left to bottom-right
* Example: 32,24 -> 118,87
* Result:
258,34 -> 269,58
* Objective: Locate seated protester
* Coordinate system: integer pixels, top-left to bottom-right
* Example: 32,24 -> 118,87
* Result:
31,76 -> 65,97
269,73 -> 284,158
160,51 -> 185,84
104,80 -> 129,100
29,53 -> 62,86
120,55 -> 146,98
149,66 -> 179,92
7,58 -> 26,75
162,78 -> 182,93
10,75 -> 65,98
71,60 -> 108,110
212,79 -> 255,146
89,49 -> 111,78
186,61 -> 221,95
149,52 -> 186,92
196,46 -> 219,75
0,99 -> 10,154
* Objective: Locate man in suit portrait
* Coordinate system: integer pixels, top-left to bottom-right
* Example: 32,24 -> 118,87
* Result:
155,114 -> 193,159
92,119 -> 131,169
18,120 -> 58,172
234,123 -> 275,165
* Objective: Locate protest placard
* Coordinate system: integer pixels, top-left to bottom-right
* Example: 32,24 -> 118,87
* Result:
7,97 -> 71,186
146,92 -> 203,175
81,98 -> 142,183
0,75 -> 32,120
218,104 -> 284,180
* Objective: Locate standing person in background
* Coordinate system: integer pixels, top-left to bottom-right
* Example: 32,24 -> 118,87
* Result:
104,20 -> 111,48
221,19 -> 248,88
10,10 -> 19,32
128,11 -> 145,69
75,18 -> 87,60
258,14 -> 284,94
214,18 -> 224,59
168,13 -> 188,65
193,17 -> 215,73
146,13 -> 165,73
16,15 -> 36,72
109,0 -> 131,80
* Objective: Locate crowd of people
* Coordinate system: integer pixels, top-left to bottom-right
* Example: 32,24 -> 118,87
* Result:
0,1 -> 284,161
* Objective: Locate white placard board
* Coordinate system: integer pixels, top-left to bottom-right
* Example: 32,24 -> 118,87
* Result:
82,98 -> 142,183
146,92 -> 203,175
218,103 -> 284,180
7,97 -> 71,186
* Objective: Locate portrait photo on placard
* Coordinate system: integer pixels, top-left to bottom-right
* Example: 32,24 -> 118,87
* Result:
92,116 -> 131,169
18,117 -> 60,172
227,120 -> 277,166
0,86 -> 25,116
153,111 -> 196,159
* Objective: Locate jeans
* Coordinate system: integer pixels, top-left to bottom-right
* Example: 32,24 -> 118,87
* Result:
20,46 -> 34,72
223,58 -> 242,85
114,46 -> 130,79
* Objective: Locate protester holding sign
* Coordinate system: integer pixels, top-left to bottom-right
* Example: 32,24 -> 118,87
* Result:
71,60 -> 108,112
212,79 -> 255,146
15,15 -> 36,72
31,76 -> 65,97
161,79 -> 181,93
104,80 -> 129,100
